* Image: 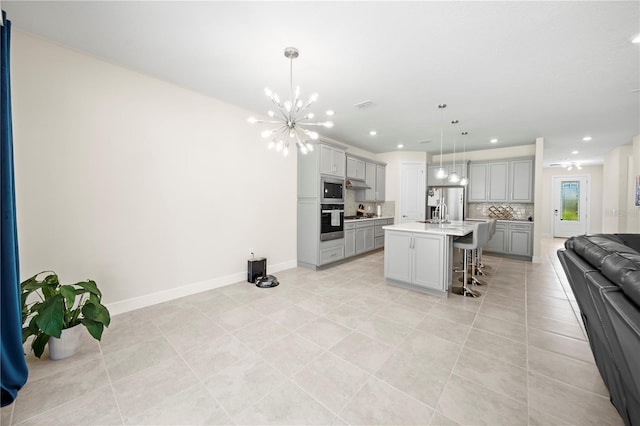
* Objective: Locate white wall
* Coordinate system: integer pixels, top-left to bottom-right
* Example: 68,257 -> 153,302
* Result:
602,145 -> 633,232
12,31 -> 297,312
434,144 -> 536,164
629,135 -> 640,232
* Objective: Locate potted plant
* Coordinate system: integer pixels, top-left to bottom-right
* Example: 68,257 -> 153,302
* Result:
21,271 -> 111,359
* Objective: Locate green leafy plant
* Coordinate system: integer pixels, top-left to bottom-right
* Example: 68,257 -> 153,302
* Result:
21,271 -> 111,358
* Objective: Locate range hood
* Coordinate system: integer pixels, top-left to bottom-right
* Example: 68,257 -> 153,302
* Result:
346,178 -> 371,190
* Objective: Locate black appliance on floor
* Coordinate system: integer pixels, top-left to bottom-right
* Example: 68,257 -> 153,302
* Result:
247,257 -> 279,288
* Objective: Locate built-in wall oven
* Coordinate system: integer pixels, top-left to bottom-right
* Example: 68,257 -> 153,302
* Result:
321,177 -> 344,203
320,204 -> 344,241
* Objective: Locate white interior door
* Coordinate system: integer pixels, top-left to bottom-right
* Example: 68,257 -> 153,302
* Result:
553,175 -> 589,238
400,163 -> 425,223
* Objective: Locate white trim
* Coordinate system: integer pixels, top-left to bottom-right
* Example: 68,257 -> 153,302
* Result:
106,259 -> 297,316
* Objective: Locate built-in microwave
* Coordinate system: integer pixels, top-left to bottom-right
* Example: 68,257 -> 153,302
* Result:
321,177 -> 344,203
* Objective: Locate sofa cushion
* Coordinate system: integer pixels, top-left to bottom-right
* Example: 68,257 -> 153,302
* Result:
569,235 -> 635,269
601,252 -> 640,308
615,234 -> 640,253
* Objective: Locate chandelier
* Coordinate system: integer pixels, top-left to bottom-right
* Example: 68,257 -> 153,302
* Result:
248,47 -> 334,157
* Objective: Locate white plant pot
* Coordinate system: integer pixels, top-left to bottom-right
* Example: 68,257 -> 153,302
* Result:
48,325 -> 83,360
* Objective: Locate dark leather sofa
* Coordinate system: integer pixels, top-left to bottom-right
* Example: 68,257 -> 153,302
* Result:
557,234 -> 640,426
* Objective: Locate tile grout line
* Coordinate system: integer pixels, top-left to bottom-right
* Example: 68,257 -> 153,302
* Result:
429,253 -> 498,423
96,341 -> 126,426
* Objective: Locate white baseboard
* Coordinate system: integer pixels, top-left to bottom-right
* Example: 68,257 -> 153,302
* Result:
106,259 -> 298,316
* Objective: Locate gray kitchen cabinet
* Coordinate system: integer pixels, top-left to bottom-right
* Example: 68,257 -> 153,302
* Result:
344,223 -> 356,258
485,221 -> 532,259
346,157 -> 365,179
488,162 -> 509,201
508,222 -> 533,257
376,165 -> 386,201
364,162 -> 377,201
468,164 -> 488,202
384,231 -> 445,293
355,161 -> 387,202
320,144 -> 345,177
467,158 -> 533,203
510,158 -> 534,202
485,222 -> 507,253
319,238 -> 345,265
374,218 -> 392,249
355,221 -> 375,254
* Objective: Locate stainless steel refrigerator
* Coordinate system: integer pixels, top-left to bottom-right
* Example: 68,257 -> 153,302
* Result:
427,186 -> 465,221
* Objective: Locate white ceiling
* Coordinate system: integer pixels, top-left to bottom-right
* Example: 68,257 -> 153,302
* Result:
4,1 -> 639,166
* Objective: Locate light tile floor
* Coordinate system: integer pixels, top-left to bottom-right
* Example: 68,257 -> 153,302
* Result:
1,238 -> 623,425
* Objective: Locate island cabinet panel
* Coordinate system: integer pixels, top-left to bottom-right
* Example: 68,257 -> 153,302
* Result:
384,231 -> 445,293
412,234 -> 444,291
384,232 -> 413,283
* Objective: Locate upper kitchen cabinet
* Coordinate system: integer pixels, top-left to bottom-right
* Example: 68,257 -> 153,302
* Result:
468,158 -> 534,203
427,162 -> 465,187
509,159 -> 534,202
353,158 -> 386,202
346,157 -> 366,179
320,144 -> 345,178
375,164 -> 386,201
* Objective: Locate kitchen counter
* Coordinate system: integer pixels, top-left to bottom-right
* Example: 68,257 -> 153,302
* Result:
382,220 -> 475,237
466,217 -> 535,224
382,220 -> 474,297
344,216 -> 394,223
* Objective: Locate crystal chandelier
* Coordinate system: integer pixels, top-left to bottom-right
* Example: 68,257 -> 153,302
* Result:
248,47 -> 333,157
435,104 -> 448,180
448,119 -> 460,183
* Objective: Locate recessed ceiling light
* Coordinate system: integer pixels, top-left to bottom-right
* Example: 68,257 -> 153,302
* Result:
572,150 -> 579,154
397,144 -> 404,149
325,110 -> 334,116
582,136 -> 592,142
490,138 -> 498,143
632,33 -> 640,44
369,130 -> 377,136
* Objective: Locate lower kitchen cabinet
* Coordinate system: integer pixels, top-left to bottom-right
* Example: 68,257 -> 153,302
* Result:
344,223 -> 356,258
485,221 -> 533,258
384,231 -> 445,293
356,222 -> 375,254
345,218 -> 394,258
319,239 -> 345,265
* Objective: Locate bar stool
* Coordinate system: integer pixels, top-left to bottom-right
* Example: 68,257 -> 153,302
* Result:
452,222 -> 482,297
457,221 -> 490,287
476,219 -> 497,275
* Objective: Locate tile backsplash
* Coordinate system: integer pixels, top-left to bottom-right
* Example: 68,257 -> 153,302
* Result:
345,189 -> 395,217
467,202 -> 534,221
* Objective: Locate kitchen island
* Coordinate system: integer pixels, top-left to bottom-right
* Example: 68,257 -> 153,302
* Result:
382,221 -> 476,297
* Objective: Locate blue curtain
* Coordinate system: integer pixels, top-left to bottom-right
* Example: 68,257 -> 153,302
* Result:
1,10 -> 29,407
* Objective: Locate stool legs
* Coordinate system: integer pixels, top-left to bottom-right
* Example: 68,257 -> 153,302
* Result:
452,248 -> 480,298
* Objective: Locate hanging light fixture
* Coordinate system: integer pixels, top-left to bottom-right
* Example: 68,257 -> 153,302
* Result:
248,47 -> 333,157
459,132 -> 469,186
435,104 -> 448,180
448,120 -> 460,183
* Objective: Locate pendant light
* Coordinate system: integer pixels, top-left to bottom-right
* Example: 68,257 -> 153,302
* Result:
448,119 -> 460,183
459,132 -> 469,186
435,104 -> 448,180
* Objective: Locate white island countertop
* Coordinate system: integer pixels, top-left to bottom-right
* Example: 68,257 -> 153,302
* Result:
382,220 -> 475,237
